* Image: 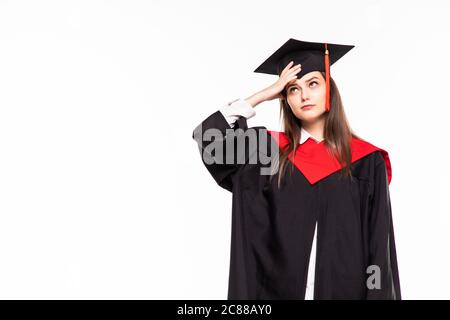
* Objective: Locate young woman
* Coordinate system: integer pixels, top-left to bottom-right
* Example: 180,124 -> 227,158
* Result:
192,39 -> 401,300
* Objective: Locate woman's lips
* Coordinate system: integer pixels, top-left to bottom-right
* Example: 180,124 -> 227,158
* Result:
301,104 -> 315,110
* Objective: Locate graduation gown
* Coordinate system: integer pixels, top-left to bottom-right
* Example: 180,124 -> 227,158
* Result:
192,110 -> 401,300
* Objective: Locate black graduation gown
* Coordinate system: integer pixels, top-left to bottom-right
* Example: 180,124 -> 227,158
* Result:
192,110 -> 401,300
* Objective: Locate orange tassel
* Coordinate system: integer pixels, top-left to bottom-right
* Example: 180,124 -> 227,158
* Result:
324,43 -> 330,112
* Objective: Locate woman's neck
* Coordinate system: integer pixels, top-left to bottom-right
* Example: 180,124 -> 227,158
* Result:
302,117 -> 325,141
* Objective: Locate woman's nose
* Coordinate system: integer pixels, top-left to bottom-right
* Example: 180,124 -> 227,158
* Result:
301,90 -> 310,101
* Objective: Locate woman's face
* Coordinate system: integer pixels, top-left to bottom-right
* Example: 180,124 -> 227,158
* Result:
285,71 -> 327,122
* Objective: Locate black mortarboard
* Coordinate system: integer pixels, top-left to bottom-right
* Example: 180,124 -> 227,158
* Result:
253,38 -> 354,112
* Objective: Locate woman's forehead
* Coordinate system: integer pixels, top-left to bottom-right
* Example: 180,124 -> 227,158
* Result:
298,71 -> 322,82
289,71 -> 323,86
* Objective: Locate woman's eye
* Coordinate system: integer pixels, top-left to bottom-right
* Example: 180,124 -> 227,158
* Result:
289,81 -> 318,92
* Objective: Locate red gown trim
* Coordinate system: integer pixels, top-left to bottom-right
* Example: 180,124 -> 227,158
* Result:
267,131 -> 392,185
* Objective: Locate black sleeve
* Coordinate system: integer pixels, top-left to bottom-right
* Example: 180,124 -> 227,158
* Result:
192,110 -> 266,192
366,154 -> 402,299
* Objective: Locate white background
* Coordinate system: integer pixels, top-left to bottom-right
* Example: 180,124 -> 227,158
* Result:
0,0 -> 448,299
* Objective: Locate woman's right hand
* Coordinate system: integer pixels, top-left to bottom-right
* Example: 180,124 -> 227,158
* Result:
260,61 -> 302,101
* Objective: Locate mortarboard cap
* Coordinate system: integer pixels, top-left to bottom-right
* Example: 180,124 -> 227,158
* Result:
253,38 -> 354,112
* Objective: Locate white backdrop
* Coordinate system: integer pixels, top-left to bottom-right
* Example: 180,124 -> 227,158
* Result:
0,0 -> 448,299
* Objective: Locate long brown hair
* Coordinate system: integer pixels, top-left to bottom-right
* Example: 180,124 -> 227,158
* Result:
272,72 -> 363,188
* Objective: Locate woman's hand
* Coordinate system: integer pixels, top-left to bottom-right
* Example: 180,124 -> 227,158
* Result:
244,61 -> 301,108
260,61 -> 302,101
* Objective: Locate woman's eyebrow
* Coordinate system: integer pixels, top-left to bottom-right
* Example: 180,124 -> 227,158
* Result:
287,76 -> 320,88
305,76 -> 320,82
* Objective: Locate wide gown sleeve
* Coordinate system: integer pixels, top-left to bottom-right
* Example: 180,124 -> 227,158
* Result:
192,100 -> 263,192
366,157 -> 402,299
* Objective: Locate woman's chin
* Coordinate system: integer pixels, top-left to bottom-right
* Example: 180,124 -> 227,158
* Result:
295,112 -> 321,122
